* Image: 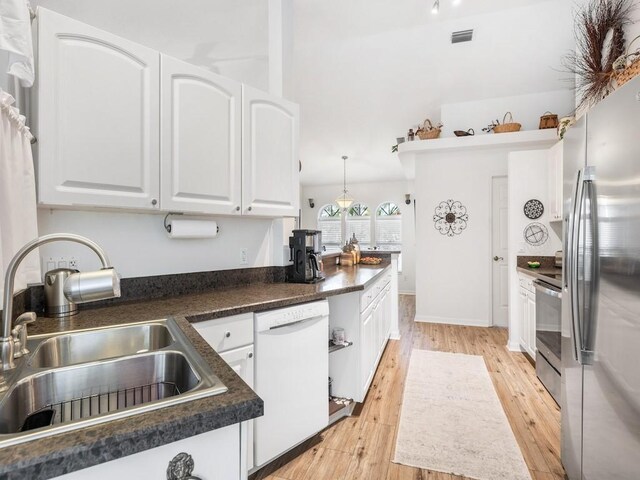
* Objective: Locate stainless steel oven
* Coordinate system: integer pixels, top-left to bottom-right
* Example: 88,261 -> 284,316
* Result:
533,279 -> 562,404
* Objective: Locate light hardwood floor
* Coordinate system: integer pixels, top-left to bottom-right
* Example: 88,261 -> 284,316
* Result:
251,295 -> 564,480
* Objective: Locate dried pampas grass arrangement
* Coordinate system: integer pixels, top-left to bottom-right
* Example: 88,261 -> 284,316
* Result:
563,0 -> 635,112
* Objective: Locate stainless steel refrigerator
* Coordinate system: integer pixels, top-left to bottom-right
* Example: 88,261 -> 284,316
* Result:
562,75 -> 640,479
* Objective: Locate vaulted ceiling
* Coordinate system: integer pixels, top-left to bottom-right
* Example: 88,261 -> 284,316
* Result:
293,0 -> 577,185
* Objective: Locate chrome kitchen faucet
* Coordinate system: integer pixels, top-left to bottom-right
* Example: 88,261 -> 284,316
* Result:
0,234 -> 121,388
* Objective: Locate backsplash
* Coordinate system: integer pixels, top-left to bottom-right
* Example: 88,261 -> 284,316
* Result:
5,266 -> 288,320
516,255 -> 558,269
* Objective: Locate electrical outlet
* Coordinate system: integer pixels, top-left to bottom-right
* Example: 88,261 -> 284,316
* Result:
68,257 -> 78,269
240,248 -> 248,265
43,256 -> 56,272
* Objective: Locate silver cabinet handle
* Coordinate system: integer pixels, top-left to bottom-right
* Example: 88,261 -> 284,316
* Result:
247,206 -> 252,212
248,352 -> 253,359
151,198 -> 158,206
225,331 -> 231,338
493,256 -> 504,261
235,206 -> 240,211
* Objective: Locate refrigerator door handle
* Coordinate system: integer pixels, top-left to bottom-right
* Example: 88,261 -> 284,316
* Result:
581,170 -> 599,365
570,169 -> 585,364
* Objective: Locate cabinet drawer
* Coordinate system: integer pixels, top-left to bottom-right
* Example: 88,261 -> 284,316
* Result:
360,287 -> 375,312
193,313 -> 253,352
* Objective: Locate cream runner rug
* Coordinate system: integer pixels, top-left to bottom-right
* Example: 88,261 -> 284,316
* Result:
393,350 -> 531,480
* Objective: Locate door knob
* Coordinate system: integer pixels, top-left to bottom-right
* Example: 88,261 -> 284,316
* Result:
493,256 -> 504,261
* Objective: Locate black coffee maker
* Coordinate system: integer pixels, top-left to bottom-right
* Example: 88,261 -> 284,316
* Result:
289,230 -> 325,283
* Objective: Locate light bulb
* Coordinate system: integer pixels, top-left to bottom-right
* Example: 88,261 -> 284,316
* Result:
432,0 -> 440,14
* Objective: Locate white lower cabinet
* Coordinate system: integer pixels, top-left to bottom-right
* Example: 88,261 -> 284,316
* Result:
53,424 -> 241,479
330,268 -> 395,403
518,274 -> 537,358
193,313 -> 254,476
219,345 -> 255,474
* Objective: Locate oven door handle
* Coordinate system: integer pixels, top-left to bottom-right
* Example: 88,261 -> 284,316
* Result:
533,280 -> 562,299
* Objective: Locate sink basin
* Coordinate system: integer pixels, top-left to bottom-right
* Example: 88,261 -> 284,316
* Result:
28,323 -> 174,368
0,318 -> 227,447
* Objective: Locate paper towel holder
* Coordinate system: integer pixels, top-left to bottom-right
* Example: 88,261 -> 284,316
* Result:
163,213 -> 220,235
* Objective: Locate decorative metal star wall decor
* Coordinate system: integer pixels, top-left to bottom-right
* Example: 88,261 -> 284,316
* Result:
433,199 -> 469,236
523,222 -> 549,246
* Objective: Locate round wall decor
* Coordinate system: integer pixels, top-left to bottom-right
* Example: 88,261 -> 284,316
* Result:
523,222 -> 548,246
433,199 -> 469,237
523,199 -> 544,219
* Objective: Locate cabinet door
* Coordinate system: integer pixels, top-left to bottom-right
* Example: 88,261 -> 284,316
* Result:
361,309 -> 374,394
161,55 -> 242,214
518,289 -> 528,350
36,8 -> 160,210
527,292 -> 537,357
547,141 -> 563,221
241,85 -> 300,217
54,424 -> 240,479
220,345 -> 254,473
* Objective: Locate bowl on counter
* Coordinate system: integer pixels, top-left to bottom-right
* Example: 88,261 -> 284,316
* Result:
527,261 -> 541,269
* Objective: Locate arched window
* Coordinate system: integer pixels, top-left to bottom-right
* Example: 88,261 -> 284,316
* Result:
317,204 -> 342,250
346,203 -> 371,248
375,202 -> 401,249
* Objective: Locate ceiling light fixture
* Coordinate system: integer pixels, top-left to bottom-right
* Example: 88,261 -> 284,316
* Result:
452,0 -> 461,6
431,0 -> 440,14
336,155 -> 354,210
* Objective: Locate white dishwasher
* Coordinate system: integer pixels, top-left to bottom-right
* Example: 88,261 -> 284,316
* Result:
253,301 -> 329,469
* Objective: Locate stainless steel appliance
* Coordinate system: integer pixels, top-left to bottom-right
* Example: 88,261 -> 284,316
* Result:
288,230 -> 325,283
533,279 -> 562,404
561,76 -> 640,479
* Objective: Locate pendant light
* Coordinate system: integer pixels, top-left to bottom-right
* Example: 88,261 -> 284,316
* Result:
336,155 -> 354,210
431,0 -> 440,14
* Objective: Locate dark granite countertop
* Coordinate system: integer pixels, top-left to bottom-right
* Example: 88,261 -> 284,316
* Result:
1,262 -> 391,479
517,266 -> 562,289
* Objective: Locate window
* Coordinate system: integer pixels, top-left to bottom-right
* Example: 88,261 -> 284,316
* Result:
317,204 -> 342,250
346,203 -> 371,249
375,202 -> 402,249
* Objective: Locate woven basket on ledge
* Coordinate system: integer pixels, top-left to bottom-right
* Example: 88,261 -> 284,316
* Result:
493,112 -> 521,134
614,35 -> 640,87
416,119 -> 441,140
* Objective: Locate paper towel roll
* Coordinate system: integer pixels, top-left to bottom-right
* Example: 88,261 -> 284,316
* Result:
168,218 -> 218,239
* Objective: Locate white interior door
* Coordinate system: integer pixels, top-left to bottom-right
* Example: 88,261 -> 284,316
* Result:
491,176 -> 509,327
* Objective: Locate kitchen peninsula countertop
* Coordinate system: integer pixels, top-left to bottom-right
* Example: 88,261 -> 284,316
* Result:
1,261 -> 391,479
516,266 -> 562,289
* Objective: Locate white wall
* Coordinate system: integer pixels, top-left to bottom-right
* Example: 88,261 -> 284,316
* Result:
293,0 -> 576,186
441,90 -> 575,138
414,151 -> 508,326
300,180 -> 416,294
29,0 -> 270,90
37,209 -> 280,278
506,149 -> 563,349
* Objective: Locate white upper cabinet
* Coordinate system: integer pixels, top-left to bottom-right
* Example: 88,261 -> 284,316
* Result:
242,85 -> 300,217
160,55 -> 242,215
35,9 -> 300,218
548,140 -> 563,221
36,8 -> 160,210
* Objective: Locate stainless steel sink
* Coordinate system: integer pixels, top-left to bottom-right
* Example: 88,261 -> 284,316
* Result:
0,318 -> 227,447
28,323 -> 174,368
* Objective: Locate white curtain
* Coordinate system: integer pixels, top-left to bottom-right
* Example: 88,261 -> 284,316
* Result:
0,88 -> 39,310
0,0 -> 35,88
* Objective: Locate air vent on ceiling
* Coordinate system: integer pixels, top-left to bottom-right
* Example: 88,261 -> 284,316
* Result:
451,29 -> 473,44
